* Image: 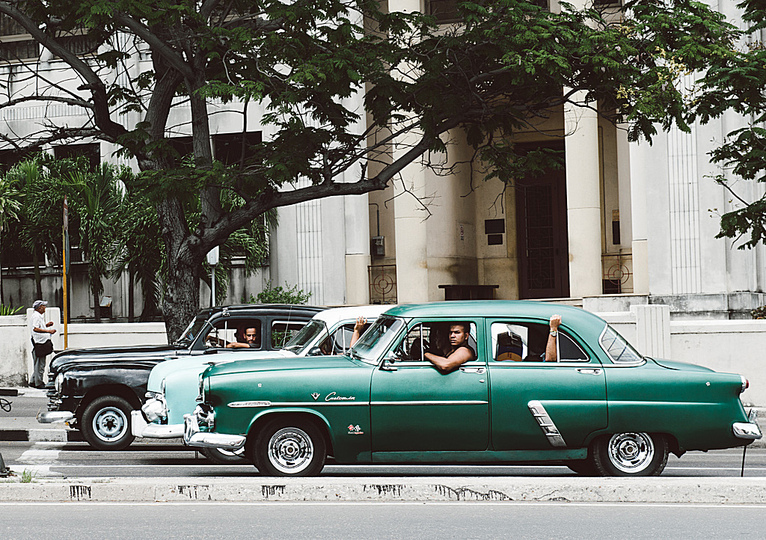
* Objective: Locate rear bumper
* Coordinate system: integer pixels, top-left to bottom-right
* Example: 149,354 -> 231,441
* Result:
183,414 -> 246,450
130,411 -> 184,439
733,421 -> 762,440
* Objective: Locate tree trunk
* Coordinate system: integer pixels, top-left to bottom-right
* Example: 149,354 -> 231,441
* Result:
156,196 -> 200,342
92,283 -> 101,323
128,270 -> 135,323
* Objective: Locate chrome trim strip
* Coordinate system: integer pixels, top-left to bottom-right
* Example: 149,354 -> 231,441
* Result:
228,401 -> 273,408
371,400 -> 488,406
527,400 -> 566,447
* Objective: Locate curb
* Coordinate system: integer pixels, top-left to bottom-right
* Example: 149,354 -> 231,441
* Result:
1,477 -> 766,503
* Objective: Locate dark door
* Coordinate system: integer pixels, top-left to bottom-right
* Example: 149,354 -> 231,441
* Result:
516,144 -> 570,299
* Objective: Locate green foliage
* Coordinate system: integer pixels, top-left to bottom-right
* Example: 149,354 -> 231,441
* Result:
752,306 -> 766,319
0,304 -> 23,315
252,282 -> 312,305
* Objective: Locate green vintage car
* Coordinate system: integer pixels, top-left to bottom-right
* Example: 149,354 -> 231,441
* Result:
184,301 -> 761,477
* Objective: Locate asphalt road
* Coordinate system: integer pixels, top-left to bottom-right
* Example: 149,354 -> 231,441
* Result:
2,501 -> 766,539
2,438 -> 766,479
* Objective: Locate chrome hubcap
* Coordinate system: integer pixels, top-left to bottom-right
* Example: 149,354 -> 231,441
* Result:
607,432 -> 654,473
268,427 -> 314,474
93,406 -> 127,442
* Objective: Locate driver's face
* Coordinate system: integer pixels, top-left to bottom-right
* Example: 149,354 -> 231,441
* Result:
449,325 -> 468,347
244,328 -> 258,343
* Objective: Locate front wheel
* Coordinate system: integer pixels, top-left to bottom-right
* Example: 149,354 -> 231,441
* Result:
252,418 -> 326,476
81,396 -> 135,450
591,432 -> 668,477
201,446 -> 249,464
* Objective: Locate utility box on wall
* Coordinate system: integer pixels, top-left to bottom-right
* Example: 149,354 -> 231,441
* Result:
371,236 -> 385,258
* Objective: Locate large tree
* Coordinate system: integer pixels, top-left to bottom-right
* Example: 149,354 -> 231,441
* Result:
0,0 -> 737,339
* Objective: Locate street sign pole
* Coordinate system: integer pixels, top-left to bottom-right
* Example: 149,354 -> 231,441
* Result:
63,196 -> 69,349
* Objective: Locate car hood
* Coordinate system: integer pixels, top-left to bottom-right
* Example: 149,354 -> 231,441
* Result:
206,354 -> 361,377
147,349 -> 298,391
650,358 -> 715,373
50,344 -> 180,373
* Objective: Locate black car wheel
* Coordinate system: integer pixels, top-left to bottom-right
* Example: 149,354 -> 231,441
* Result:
592,432 -> 668,476
201,447 -> 249,464
81,396 -> 135,451
252,418 -> 326,476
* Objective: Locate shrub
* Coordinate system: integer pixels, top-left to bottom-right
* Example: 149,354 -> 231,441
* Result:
251,282 -> 311,305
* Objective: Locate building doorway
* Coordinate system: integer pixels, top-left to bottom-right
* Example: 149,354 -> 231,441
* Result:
515,143 -> 570,299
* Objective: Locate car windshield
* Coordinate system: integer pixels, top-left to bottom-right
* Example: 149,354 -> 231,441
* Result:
600,325 -> 643,364
174,316 -> 208,347
349,316 -> 404,365
283,319 -> 328,354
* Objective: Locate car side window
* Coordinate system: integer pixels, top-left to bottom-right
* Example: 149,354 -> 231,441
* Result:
395,321 -> 477,362
272,321 -> 307,348
491,321 -> 588,363
205,319 -> 262,349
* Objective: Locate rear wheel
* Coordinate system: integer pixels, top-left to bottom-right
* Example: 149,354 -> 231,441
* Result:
252,418 -> 326,476
591,432 -> 668,477
201,447 -> 248,464
81,396 -> 135,450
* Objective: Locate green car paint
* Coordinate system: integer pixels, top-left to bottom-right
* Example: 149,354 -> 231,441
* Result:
185,300 -> 760,476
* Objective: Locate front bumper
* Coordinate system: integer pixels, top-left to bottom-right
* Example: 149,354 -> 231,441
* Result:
37,411 -> 75,424
183,414 -> 246,450
130,411 -> 184,439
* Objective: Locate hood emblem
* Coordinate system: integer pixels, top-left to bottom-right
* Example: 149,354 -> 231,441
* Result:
311,392 -> 320,401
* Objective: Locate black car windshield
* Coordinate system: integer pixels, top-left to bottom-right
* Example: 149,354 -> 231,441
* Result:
174,317 -> 208,347
600,325 -> 643,364
350,316 -> 404,365
283,319 -> 328,354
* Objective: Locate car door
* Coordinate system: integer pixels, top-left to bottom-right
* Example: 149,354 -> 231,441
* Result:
488,319 -> 607,450
370,319 -> 489,453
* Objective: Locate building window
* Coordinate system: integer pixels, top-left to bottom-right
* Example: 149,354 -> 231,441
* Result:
213,132 -> 262,168
54,143 -> 100,172
0,14 -> 39,62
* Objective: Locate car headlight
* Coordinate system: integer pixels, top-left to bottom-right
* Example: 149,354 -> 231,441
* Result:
142,396 -> 168,423
55,373 -> 64,392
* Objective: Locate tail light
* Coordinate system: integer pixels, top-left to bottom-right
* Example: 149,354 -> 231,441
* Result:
740,376 -> 750,394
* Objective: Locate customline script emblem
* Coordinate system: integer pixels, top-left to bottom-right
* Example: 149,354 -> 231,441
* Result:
311,392 -> 356,402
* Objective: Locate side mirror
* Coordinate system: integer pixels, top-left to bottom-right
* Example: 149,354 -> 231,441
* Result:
308,347 -> 323,356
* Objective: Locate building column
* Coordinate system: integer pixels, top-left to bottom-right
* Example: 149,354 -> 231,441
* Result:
389,0 -> 430,304
564,90 -> 602,298
627,142 -> 650,295
345,193 -> 371,305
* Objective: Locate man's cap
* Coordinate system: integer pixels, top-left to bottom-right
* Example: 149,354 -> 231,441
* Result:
32,300 -> 48,309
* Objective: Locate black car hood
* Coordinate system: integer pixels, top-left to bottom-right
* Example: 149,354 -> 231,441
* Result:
50,344 -> 183,373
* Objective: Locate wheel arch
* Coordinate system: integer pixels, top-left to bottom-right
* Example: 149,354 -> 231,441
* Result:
243,410 -> 335,460
76,384 -> 142,419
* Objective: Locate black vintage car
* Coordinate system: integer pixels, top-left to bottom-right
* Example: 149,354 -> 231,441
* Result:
38,304 -> 321,450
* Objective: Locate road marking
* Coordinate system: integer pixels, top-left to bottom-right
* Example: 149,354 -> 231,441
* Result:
13,442 -> 65,477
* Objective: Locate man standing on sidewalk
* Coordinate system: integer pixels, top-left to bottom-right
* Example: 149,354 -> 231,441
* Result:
30,300 -> 55,388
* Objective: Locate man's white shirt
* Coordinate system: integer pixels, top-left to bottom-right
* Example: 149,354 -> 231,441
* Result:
31,310 -> 50,344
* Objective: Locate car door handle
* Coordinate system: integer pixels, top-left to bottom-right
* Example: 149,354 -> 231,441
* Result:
576,368 -> 602,376
460,367 -> 486,374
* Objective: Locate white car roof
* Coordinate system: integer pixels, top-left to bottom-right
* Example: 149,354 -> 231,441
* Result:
312,305 -> 394,326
